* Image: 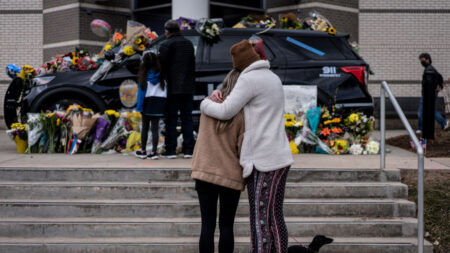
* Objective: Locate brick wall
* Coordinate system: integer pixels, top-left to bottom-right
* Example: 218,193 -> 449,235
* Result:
43,8 -> 80,44
79,8 -> 128,41
268,7 -> 359,41
359,0 -> 450,103
0,0 -> 43,119
267,0 -> 358,9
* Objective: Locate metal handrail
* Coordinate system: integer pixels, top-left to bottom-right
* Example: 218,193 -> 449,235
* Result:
380,81 -> 425,253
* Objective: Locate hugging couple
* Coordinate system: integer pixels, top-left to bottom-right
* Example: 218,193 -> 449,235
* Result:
192,39 -> 293,253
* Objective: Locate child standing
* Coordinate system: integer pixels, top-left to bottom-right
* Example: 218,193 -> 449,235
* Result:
135,52 -> 167,159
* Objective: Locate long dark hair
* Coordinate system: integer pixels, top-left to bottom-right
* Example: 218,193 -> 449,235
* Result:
137,52 -> 164,90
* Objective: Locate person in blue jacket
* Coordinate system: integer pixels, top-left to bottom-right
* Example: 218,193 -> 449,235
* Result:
135,52 -> 167,159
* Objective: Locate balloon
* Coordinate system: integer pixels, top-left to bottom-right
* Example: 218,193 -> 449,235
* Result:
90,19 -> 111,38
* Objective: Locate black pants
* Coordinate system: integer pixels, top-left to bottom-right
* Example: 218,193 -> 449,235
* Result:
165,94 -> 195,154
196,180 -> 241,253
141,115 -> 160,153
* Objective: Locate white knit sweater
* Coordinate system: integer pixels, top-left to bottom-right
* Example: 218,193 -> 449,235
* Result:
200,60 -> 293,178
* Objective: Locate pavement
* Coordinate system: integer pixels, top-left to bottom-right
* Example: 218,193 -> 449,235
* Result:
1,130 -> 449,170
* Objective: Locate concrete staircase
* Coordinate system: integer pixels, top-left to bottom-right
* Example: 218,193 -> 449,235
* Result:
0,167 -> 433,253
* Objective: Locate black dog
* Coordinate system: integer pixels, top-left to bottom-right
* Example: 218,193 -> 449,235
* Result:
288,235 -> 334,253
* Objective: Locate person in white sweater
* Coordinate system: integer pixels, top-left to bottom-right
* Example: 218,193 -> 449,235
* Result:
200,40 -> 293,253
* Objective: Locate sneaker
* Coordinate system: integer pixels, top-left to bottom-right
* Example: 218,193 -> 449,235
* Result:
416,130 -> 422,134
161,151 -> 177,159
147,152 -> 159,160
135,150 -> 147,159
444,121 -> 449,131
183,153 -> 193,159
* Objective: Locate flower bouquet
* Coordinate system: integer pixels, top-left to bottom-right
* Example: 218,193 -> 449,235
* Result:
177,17 -> 196,30
302,11 -> 336,34
68,109 -> 100,154
100,114 -> 127,151
40,112 -> 59,153
318,106 -> 345,141
7,123 -> 28,153
284,113 -> 303,141
233,15 -> 276,29
196,18 -> 220,42
91,116 -> 111,154
280,13 -> 302,29
344,112 -> 374,148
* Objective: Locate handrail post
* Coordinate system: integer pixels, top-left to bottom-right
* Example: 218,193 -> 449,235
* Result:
380,84 -> 386,169
418,152 -> 424,253
380,81 -> 424,253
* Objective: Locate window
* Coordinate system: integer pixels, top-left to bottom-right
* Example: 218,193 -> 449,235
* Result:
280,36 -> 358,61
209,35 -> 274,64
148,36 -> 200,58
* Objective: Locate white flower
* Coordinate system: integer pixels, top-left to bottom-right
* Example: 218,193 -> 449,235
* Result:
294,122 -> 302,127
366,140 -> 380,155
349,144 -> 363,155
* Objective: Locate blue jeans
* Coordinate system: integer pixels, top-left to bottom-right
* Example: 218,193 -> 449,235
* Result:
418,92 -> 447,130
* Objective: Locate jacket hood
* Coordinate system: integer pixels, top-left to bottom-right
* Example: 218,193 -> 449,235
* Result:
241,60 -> 270,75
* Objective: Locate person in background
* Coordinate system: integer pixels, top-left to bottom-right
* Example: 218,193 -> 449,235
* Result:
417,53 -> 449,140
192,69 -> 244,253
158,19 -> 196,159
135,52 -> 167,160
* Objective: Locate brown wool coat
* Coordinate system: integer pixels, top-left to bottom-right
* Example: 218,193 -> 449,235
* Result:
191,112 -> 245,191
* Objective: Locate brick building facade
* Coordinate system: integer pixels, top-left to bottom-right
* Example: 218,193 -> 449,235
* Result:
1,0 -> 448,127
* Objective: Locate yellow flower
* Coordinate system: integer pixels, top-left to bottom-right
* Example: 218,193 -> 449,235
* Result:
284,114 -> 295,120
104,44 -> 112,51
290,141 -> 299,154
123,46 -> 135,56
71,56 -> 79,65
66,105 -> 82,114
56,118 -> 61,127
285,121 -> 296,127
348,113 -> 360,123
328,27 -> 336,35
136,38 -> 142,44
82,108 -> 93,112
46,112 -> 55,118
138,44 -> 146,51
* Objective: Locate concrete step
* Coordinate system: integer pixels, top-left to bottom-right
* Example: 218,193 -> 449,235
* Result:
0,198 -> 416,218
0,167 -> 401,182
0,236 -> 433,253
0,217 -> 419,238
0,181 -> 408,199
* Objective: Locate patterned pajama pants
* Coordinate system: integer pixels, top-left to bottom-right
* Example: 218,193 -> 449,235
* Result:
247,167 -> 290,253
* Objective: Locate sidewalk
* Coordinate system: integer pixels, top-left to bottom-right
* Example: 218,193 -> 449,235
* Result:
1,131 -> 449,170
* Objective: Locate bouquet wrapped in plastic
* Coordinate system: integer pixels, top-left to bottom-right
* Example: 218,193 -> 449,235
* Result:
7,123 -> 28,153
100,115 -> 126,151
91,116 -> 111,154
303,11 -> 336,35
68,110 -> 100,154
196,18 -> 220,41
26,113 -> 43,153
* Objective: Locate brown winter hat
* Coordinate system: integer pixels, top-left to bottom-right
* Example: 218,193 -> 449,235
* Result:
230,40 -> 260,71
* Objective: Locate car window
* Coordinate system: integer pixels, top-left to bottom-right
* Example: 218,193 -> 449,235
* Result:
280,36 -> 358,61
148,35 -> 200,57
209,35 -> 274,64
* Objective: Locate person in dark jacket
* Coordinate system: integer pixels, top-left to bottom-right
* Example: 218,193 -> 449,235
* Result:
418,53 -> 448,141
417,53 -> 449,135
158,20 -> 196,159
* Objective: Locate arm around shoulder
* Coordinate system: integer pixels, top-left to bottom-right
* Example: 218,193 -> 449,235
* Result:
200,77 -> 254,120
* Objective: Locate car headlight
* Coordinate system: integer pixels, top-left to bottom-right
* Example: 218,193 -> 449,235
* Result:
33,76 -> 55,86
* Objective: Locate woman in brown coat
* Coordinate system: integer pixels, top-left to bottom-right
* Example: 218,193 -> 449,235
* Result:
192,69 -> 244,253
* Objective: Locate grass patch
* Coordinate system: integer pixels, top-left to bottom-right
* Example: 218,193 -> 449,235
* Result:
401,170 -> 450,252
